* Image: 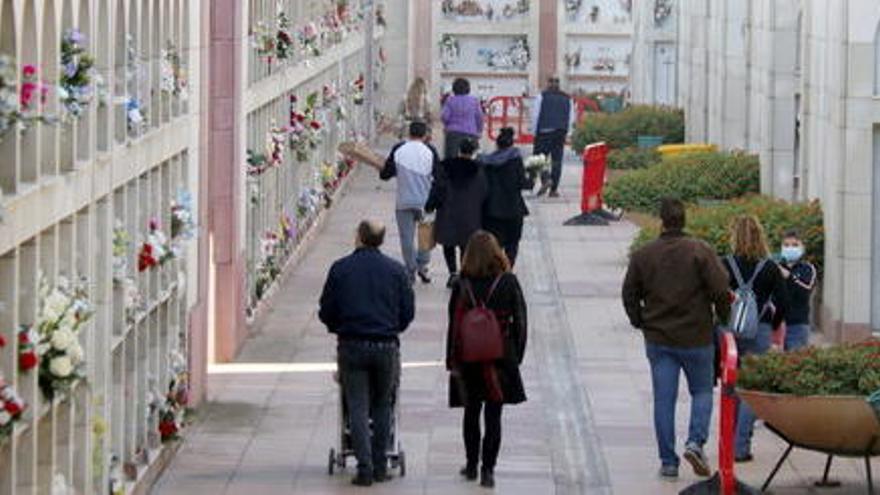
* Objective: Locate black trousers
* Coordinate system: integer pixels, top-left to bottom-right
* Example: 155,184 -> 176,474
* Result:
533,129 -> 567,193
483,217 -> 524,266
463,401 -> 504,471
443,244 -> 464,274
338,340 -> 400,477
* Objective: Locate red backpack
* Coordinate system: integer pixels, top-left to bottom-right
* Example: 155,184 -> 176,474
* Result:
456,276 -> 505,363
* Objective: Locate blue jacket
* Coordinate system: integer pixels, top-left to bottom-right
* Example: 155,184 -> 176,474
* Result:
319,248 -> 415,340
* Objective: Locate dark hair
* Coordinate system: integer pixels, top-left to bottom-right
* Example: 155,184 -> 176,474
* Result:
452,78 -> 470,96
496,127 -> 515,149
782,229 -> 800,240
357,220 -> 385,248
458,138 -> 478,156
659,198 -> 685,231
409,120 -> 427,138
461,230 -> 510,278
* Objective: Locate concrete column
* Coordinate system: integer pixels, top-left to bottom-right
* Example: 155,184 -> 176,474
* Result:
208,0 -> 247,363
410,0 -> 433,84
538,0 -> 558,84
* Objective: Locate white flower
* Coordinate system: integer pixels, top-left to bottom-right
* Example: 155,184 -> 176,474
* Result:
49,356 -> 74,378
51,329 -> 76,352
0,410 -> 10,425
0,388 -> 13,401
67,343 -> 84,364
42,291 -> 70,323
37,343 -> 51,356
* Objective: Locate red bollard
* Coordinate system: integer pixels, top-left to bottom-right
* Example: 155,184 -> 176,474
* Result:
719,332 -> 739,495
581,142 -> 609,214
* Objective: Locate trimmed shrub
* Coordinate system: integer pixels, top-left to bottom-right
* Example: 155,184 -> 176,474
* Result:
607,147 -> 661,170
738,341 -> 880,396
631,195 -> 825,274
604,151 -> 760,213
572,105 -> 684,153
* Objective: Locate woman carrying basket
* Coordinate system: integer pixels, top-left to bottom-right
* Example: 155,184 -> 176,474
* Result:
446,231 -> 528,488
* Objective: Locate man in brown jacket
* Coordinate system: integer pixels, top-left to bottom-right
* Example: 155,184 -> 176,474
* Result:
622,198 -> 730,480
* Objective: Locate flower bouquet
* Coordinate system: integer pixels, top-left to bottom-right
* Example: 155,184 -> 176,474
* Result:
112,224 -> 129,283
252,22 -> 277,64
18,325 -> 41,372
247,149 -> 268,176
58,29 -> 95,121
170,190 -> 197,240
288,94 -> 323,161
350,74 -> 365,106
137,219 -> 174,272
255,231 -> 282,299
36,276 -> 91,400
1,57 -> 52,139
120,276 -> 144,324
160,41 -> 187,98
525,154 -> 551,175
0,378 -> 26,440
125,96 -> 147,134
275,9 -> 295,61
299,22 -> 321,58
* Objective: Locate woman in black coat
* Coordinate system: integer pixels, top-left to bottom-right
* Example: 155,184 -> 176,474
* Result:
479,127 -> 530,266
426,138 -> 488,288
446,231 -> 528,488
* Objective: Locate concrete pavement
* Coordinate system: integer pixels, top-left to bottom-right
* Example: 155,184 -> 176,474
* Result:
152,154 -> 876,494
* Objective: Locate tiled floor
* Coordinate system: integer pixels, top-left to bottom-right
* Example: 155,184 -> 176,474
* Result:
152,154 -> 877,494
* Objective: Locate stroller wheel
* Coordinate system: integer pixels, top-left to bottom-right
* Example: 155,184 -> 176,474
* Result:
398,450 -> 406,477
328,448 -> 336,475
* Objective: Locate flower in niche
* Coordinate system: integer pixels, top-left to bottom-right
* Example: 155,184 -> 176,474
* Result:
0,378 -> 26,439
36,276 -> 91,400
58,28 -> 95,121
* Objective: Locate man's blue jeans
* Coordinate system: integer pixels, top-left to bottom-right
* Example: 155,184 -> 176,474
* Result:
734,323 -> 772,457
645,341 -> 715,468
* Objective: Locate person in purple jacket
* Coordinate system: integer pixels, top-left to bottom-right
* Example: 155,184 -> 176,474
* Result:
441,78 -> 484,160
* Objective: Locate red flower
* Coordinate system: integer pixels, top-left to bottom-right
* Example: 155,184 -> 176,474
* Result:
18,331 -> 29,344
159,419 -> 178,439
296,113 -> 306,123
138,243 -> 156,272
19,351 -> 38,372
309,121 -> 321,130
0,334 -> 5,348
4,400 -> 22,416
22,65 -> 37,78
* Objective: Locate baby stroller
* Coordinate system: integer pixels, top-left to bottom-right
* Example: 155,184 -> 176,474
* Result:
327,372 -> 406,477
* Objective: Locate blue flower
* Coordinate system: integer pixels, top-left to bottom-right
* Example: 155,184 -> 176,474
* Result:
64,62 -> 78,78
65,29 -> 85,45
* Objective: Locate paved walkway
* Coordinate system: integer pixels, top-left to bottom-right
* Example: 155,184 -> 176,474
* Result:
153,154 -> 876,494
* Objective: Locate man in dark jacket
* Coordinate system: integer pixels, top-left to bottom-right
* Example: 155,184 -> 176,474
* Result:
622,199 -> 731,480
319,220 -> 415,486
530,76 -> 573,197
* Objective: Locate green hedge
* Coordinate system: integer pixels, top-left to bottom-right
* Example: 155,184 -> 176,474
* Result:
604,151 -> 760,213
572,105 -> 684,153
631,195 -> 825,274
607,147 -> 662,170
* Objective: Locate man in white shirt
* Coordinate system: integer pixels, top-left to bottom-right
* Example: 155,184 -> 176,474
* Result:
380,121 -> 438,283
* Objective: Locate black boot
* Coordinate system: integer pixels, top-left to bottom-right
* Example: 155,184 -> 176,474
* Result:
459,464 -> 478,481
480,467 -> 495,488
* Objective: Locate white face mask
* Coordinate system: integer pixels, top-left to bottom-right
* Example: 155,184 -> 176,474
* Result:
781,246 -> 804,263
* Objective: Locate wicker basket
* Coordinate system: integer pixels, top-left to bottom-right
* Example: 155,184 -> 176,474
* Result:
338,141 -> 385,171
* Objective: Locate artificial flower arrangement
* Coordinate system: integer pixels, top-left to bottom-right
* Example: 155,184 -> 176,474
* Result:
124,97 -> 147,134
279,212 -> 297,244
157,350 -> 189,443
298,22 -> 321,58
288,93 -> 323,162
322,81 -> 348,121
17,325 -> 40,372
321,10 -> 346,46
439,34 -> 461,70
137,219 -> 174,272
246,148 -> 269,176
160,41 -> 188,98
565,0 -> 583,18
58,29 -> 95,120
267,123 -> 287,168
112,224 -> 129,283
0,376 -> 26,440
350,74 -> 365,106
275,8 -> 296,61
441,0 -> 529,20
296,187 -> 323,221
478,35 -> 531,71
319,161 -> 338,191
251,21 -> 277,64
36,276 -> 91,400
254,230 -> 282,300
120,276 -> 144,325
0,57 -> 53,139
654,0 -> 673,26
170,190 -> 197,240
125,35 -> 149,134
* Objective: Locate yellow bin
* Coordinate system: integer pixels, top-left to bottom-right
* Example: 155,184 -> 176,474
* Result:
657,143 -> 717,157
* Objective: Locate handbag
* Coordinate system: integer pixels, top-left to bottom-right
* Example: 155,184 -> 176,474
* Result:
417,220 -> 436,252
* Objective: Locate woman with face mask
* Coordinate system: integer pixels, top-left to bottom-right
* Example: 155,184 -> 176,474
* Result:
777,230 -> 817,351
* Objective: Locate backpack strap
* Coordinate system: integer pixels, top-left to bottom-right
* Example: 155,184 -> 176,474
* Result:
727,255 -> 747,289
460,278 -> 478,308
461,274 -> 504,308
484,274 -> 505,306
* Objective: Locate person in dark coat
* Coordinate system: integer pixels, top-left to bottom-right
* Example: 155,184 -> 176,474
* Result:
426,138 -> 488,288
479,127 -> 530,266
446,230 -> 527,488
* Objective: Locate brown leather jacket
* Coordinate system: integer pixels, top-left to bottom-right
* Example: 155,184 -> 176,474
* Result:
622,230 -> 731,348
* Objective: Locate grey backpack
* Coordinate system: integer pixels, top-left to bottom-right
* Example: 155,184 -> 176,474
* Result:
727,256 -> 769,340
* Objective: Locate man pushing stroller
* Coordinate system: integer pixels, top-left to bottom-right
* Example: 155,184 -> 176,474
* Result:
319,220 -> 415,486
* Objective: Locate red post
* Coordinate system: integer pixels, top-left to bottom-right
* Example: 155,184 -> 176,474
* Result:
580,143 -> 609,214
719,332 -> 739,495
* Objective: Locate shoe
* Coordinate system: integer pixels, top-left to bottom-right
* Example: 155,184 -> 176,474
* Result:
659,464 -> 679,479
417,268 -> 432,284
683,443 -> 712,477
351,473 -> 373,486
480,468 -> 495,488
735,453 -> 754,463
446,273 -> 459,289
536,181 -> 552,197
460,465 -> 478,481
373,470 -> 392,483
548,190 -> 560,198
